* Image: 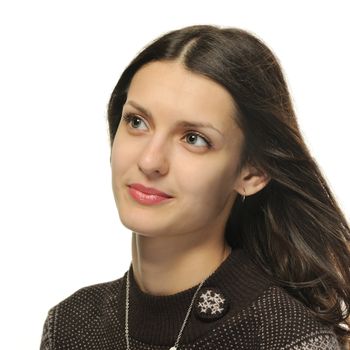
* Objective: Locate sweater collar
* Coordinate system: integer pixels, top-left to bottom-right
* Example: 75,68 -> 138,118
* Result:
116,248 -> 273,346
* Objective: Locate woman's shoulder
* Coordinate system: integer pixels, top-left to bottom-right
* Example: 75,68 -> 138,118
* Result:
40,275 -> 125,350
248,284 -> 341,349
51,275 -> 124,315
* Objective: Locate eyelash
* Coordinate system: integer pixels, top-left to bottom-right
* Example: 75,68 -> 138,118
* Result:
121,113 -> 213,148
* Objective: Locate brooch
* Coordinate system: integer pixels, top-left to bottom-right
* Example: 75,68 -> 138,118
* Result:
194,286 -> 229,321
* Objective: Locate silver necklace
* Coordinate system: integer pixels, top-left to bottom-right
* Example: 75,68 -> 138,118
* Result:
125,247 -> 230,350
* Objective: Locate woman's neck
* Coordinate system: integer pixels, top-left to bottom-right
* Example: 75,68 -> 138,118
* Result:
131,231 -> 232,296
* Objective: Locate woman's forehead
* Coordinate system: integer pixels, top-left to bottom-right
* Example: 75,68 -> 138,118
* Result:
125,61 -> 238,131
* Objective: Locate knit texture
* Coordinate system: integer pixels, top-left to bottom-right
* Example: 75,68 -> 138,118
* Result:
40,248 -> 341,349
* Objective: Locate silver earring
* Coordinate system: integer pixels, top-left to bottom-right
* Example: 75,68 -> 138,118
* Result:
242,188 -> 246,203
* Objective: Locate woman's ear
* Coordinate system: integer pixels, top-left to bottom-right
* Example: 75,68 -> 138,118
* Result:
234,164 -> 270,197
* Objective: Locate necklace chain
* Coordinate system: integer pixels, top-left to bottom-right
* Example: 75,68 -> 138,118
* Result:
125,247 -> 230,350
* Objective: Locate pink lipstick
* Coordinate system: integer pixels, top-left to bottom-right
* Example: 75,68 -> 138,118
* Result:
127,183 -> 173,205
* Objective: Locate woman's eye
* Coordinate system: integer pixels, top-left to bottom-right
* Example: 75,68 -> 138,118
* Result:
184,133 -> 212,148
121,113 -> 212,149
122,114 -> 148,130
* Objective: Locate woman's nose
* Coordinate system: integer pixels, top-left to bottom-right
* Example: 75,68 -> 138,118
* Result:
137,137 -> 170,177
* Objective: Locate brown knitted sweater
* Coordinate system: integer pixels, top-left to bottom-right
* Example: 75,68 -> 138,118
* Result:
40,248 -> 341,349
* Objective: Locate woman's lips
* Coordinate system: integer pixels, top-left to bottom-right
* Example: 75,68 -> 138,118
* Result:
127,184 -> 173,205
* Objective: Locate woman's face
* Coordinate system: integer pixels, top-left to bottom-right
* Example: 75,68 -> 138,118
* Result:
111,60 -> 244,238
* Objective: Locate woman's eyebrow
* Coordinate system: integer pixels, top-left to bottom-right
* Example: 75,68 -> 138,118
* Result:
124,100 -> 224,136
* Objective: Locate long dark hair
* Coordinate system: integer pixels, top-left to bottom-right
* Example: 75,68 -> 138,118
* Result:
106,24 -> 350,345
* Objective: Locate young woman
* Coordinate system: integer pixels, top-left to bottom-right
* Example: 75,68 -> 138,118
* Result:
40,25 -> 350,350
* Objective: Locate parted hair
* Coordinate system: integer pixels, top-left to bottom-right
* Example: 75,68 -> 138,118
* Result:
107,24 -> 350,346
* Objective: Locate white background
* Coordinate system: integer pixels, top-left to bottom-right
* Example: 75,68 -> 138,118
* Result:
0,1 -> 349,349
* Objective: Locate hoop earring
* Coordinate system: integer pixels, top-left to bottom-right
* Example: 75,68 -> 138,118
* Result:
242,188 -> 246,203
